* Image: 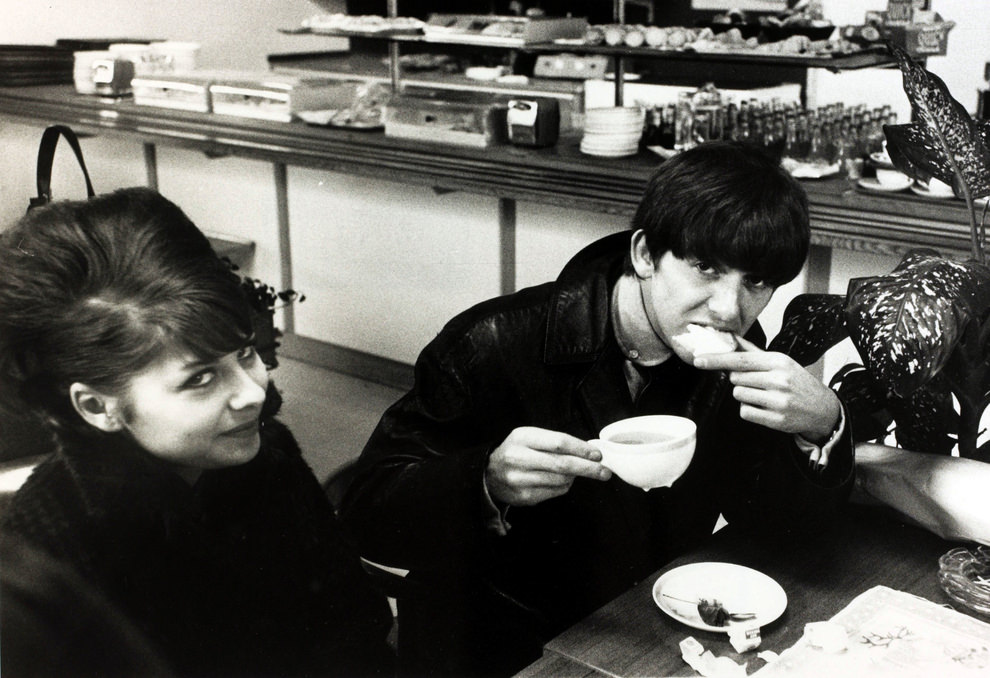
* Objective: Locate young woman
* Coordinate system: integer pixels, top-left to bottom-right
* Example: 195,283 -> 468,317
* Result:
0,188 -> 393,677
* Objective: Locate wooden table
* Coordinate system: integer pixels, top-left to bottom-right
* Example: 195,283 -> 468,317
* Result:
514,504 -> 986,677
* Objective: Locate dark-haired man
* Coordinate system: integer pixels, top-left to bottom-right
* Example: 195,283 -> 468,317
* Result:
343,141 -> 852,677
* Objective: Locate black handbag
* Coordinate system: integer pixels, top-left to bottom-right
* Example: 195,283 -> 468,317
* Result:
0,125 -> 96,462
27,124 -> 96,212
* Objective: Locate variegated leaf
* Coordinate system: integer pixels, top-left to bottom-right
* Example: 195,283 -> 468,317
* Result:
887,379 -> 958,456
845,250 -> 990,396
830,366 -> 893,443
883,44 -> 990,200
767,294 -> 847,366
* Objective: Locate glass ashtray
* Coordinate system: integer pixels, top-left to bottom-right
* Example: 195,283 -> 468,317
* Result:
938,545 -> 990,617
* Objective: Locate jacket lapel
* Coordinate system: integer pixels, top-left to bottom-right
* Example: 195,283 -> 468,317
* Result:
575,339 -> 634,435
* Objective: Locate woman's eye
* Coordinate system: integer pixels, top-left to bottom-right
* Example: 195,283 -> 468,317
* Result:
184,370 -> 215,389
237,345 -> 257,362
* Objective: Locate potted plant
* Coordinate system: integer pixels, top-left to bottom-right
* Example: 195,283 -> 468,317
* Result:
233,265 -> 304,369
768,44 -> 990,462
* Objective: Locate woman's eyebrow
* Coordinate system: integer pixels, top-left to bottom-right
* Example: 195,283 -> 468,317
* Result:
175,356 -> 213,372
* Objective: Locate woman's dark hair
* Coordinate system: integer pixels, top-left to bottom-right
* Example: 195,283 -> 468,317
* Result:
630,140 -> 810,287
0,187 -> 253,443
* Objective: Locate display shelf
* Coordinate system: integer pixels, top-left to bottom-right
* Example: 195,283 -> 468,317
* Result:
283,27 -> 892,72
289,0 -> 895,105
521,43 -> 893,73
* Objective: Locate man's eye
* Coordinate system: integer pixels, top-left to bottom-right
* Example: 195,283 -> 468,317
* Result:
746,276 -> 770,290
694,261 -> 718,275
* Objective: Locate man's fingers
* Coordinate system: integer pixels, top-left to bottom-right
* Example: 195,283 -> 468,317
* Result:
503,469 -> 576,490
733,334 -> 763,352
535,452 -> 612,481
512,426 -> 603,462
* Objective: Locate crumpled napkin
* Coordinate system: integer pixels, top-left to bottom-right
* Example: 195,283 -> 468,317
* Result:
680,637 -> 746,678
679,635 -> 781,678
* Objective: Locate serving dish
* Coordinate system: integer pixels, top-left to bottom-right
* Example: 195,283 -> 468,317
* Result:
653,562 -> 787,633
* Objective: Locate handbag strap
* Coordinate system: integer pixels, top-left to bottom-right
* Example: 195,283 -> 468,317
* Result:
28,125 -> 96,211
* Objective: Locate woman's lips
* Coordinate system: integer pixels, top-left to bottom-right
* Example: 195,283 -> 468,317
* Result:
223,420 -> 258,437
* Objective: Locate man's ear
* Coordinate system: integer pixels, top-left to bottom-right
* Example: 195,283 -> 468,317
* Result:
69,383 -> 123,432
630,229 -> 655,279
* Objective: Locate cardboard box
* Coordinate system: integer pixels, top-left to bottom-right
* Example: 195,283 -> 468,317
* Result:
209,73 -> 359,122
422,14 -> 588,46
881,13 -> 955,57
385,92 -> 507,148
132,72 -> 214,112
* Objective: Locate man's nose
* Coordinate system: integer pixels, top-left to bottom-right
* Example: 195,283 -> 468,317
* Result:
707,279 -> 744,324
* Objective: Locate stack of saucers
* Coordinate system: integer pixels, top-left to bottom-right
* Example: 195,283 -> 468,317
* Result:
580,106 -> 645,158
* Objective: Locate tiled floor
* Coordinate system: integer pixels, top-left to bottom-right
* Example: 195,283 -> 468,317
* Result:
271,357 -> 406,484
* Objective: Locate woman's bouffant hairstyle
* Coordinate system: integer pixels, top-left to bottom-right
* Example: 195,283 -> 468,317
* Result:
0,187 -> 254,444
630,140 -> 810,288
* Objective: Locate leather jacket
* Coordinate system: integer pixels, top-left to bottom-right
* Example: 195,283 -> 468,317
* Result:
343,231 -> 853,648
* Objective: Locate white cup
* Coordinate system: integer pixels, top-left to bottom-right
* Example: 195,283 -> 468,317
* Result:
923,177 -> 954,197
590,415 -> 696,490
874,166 -> 910,188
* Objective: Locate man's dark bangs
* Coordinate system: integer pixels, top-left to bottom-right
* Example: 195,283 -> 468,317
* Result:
673,196 -> 808,288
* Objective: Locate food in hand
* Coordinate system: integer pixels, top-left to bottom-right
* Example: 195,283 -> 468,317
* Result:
674,324 -> 737,356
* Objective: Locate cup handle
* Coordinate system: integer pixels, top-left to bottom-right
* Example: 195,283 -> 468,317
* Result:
588,439 -> 612,470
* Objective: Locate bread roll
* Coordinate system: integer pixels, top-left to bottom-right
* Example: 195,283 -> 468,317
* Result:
674,323 -> 737,356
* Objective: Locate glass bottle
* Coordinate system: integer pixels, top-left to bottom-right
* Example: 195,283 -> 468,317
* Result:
736,100 -> 750,141
690,82 -> 724,145
724,101 -> 738,142
641,106 -> 664,149
660,104 -> 677,148
674,91 -> 694,151
783,116 -> 801,161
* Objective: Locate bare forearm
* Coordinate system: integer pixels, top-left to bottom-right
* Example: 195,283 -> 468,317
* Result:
856,443 -> 990,546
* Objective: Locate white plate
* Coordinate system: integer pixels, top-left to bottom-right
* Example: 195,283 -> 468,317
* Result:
580,139 -> 640,151
297,109 -> 338,125
580,147 -> 639,158
583,124 -> 645,134
585,106 -> 644,122
858,176 -> 912,193
581,140 -> 640,150
911,182 -> 955,199
652,562 -> 787,633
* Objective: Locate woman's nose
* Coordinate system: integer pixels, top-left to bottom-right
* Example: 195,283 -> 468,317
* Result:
229,366 -> 268,411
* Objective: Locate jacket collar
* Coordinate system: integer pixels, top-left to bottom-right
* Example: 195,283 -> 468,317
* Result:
543,231 -> 631,366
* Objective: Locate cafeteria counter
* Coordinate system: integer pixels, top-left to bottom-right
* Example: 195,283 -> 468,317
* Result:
0,84 -> 977,379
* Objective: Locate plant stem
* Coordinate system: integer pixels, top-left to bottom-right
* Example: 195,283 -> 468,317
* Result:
957,397 -> 979,459
961,180 -> 983,265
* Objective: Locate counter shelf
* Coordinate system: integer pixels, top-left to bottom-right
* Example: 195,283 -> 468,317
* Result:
0,83 -> 974,378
